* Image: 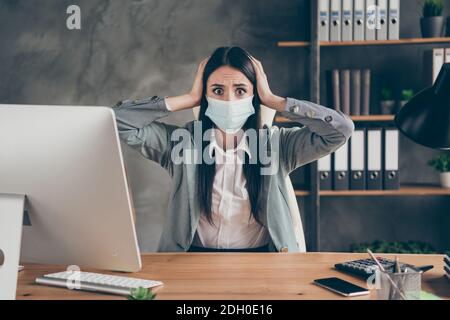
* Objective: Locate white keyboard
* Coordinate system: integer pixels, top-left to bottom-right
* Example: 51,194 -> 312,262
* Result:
36,271 -> 163,296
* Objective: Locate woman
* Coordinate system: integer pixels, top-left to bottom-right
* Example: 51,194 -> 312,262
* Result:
113,46 -> 354,253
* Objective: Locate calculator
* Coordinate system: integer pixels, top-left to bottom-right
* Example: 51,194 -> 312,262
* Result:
335,257 -> 421,278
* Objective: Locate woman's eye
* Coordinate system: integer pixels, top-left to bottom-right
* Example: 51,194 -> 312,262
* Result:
213,88 -> 223,95
236,88 -> 246,96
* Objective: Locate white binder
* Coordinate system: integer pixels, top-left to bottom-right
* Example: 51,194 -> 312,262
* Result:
342,0 -> 353,41
319,0 -> 330,42
330,0 -> 341,41
433,48 -> 445,83
354,0 -> 366,41
383,129 -> 399,189
445,48 -> 450,63
334,140 -> 349,183
376,0 -> 388,40
319,154 -> 332,189
351,131 -> 365,172
367,129 -> 382,189
425,48 -> 445,84
350,129 -> 366,190
384,130 -> 399,173
388,0 -> 400,40
333,140 -> 349,190
366,0 -> 377,40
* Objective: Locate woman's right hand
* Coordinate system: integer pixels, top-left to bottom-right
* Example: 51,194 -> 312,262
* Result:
189,57 -> 209,106
165,57 -> 209,111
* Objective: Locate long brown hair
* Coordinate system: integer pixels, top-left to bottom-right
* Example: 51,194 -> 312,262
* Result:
196,46 -> 265,226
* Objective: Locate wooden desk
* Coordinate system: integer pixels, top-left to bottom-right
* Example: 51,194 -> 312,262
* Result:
17,252 -> 449,300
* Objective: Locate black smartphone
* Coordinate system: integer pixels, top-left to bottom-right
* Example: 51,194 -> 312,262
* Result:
314,277 -> 370,297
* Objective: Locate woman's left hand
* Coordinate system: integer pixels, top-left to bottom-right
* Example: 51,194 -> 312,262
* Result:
249,56 -> 287,112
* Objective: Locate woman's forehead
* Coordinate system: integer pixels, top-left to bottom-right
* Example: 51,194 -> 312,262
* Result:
207,66 -> 252,86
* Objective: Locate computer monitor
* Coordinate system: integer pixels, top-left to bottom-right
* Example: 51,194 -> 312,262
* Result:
0,104 -> 142,272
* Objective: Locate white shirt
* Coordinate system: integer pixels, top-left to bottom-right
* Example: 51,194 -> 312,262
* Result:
164,100 -> 270,249
191,129 -> 270,249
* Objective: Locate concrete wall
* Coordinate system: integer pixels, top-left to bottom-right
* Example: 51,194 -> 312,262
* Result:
0,0 -> 448,252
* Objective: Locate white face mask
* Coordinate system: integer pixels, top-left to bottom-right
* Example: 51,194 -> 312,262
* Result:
205,95 -> 255,133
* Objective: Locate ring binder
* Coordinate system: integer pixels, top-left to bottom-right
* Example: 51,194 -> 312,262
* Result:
350,129 -> 366,190
367,128 -> 382,190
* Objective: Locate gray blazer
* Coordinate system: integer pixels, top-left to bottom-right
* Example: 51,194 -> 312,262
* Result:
112,96 -> 354,252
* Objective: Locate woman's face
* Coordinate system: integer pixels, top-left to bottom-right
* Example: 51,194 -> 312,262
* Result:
206,65 -> 254,101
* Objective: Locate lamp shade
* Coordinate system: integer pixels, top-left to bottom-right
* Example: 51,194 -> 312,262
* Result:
395,63 -> 450,150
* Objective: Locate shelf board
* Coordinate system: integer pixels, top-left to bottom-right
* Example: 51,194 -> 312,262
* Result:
278,37 -> 450,48
294,190 -> 310,197
322,37 -> 450,47
350,115 -> 395,121
278,41 -> 310,47
318,183 -> 450,196
275,115 -> 394,123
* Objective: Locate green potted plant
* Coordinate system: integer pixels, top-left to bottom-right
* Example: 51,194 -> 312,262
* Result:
421,0 -> 445,38
398,89 -> 414,110
428,153 -> 450,188
380,87 -> 395,115
127,287 -> 157,300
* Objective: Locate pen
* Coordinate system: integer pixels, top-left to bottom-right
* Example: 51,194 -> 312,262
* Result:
394,256 -> 401,273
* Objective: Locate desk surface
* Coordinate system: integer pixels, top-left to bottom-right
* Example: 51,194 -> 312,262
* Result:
17,252 -> 449,300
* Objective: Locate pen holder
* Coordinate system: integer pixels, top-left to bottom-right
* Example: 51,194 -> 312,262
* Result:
376,269 -> 422,300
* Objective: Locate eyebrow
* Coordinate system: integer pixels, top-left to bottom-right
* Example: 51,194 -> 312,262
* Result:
210,83 -> 248,87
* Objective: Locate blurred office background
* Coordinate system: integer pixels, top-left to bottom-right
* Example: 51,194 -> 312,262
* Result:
0,0 -> 448,252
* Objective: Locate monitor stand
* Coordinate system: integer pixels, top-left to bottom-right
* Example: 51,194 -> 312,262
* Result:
0,193 -> 25,300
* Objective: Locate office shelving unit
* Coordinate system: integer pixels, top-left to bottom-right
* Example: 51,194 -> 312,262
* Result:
277,2 -> 450,251
278,36 -> 450,47
295,183 -> 450,197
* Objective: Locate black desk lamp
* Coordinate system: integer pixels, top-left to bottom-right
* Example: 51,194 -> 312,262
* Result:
395,63 -> 450,150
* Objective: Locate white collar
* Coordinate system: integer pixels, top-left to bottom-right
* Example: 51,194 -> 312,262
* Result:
207,129 -> 251,158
